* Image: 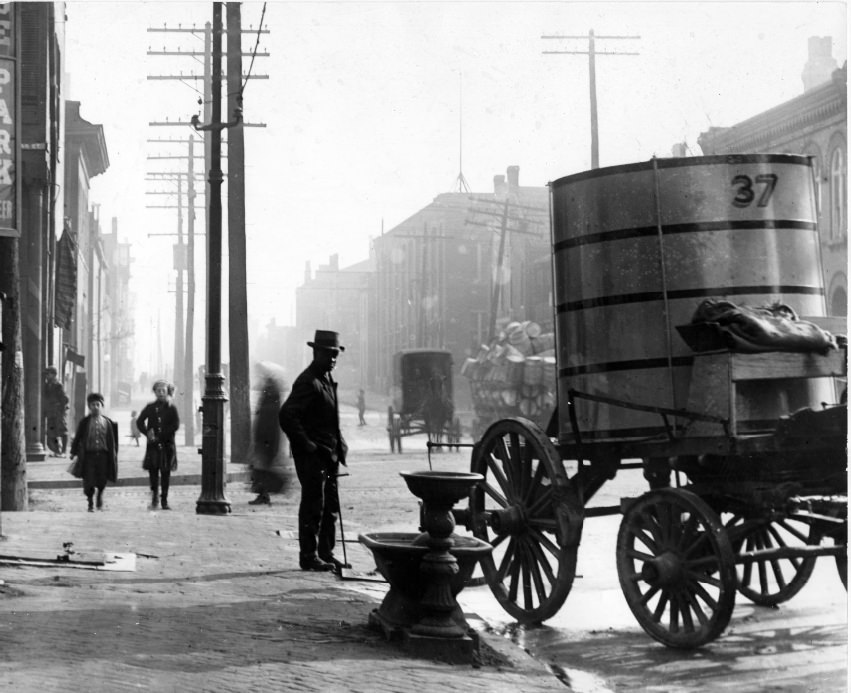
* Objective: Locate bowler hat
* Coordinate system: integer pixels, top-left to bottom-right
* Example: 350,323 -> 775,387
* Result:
307,330 -> 345,352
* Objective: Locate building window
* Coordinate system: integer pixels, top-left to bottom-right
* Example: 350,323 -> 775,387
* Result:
829,147 -> 846,240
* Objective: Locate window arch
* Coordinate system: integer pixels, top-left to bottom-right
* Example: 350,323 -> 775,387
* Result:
801,143 -> 822,214
829,145 -> 846,240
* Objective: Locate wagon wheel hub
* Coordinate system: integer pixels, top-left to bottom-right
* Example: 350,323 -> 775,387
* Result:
640,551 -> 684,588
488,504 -> 527,535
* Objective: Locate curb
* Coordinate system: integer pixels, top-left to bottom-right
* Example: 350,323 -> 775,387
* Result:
28,471 -> 252,490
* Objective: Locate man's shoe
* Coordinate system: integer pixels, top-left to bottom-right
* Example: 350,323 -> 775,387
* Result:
151,492 -> 159,509
319,555 -> 351,572
161,498 -> 170,510
248,493 -> 270,505
299,557 -> 334,572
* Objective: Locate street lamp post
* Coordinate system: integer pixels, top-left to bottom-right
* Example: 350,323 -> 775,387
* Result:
191,1 -> 242,514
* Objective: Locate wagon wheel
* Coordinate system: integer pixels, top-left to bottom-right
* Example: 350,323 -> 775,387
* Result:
616,488 -> 737,649
836,541 -> 847,589
724,513 -> 817,606
469,417 -> 581,625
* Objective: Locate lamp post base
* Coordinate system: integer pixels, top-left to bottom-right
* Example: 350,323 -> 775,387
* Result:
195,497 -> 232,514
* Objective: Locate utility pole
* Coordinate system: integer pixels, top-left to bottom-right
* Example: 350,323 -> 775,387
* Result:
174,176 -> 184,399
192,2 -> 242,514
185,136 -> 197,447
226,2 -> 250,465
149,16 -> 267,457
144,166 -> 205,446
542,30 -> 639,169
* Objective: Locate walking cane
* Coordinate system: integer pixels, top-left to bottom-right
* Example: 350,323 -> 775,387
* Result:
335,471 -> 353,573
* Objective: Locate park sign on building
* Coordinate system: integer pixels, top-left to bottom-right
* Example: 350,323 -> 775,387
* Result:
0,3 -> 16,237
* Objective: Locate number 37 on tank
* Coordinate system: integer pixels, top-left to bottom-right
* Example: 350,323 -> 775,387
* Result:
731,173 -> 778,208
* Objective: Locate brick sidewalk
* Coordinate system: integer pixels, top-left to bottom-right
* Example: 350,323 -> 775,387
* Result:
0,481 -> 566,692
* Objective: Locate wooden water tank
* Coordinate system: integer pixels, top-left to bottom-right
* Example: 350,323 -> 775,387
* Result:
550,154 -> 831,442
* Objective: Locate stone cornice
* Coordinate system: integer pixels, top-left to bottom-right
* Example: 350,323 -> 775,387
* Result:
699,66 -> 846,153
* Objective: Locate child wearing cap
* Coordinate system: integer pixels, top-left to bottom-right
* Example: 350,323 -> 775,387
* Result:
69,393 -> 119,512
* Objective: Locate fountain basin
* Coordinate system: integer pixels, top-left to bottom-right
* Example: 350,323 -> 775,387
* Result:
400,471 -> 483,505
359,531 -> 493,633
360,531 -> 492,596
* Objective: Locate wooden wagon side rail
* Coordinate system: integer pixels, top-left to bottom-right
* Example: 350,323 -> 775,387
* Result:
685,347 -> 846,437
566,388 -> 731,444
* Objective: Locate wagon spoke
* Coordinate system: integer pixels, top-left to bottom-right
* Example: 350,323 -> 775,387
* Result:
520,541 -> 534,610
756,532 -> 769,592
682,586 -> 710,626
520,440 -> 534,502
683,529 -> 710,559
685,567 -> 723,588
636,509 -> 664,548
524,532 -> 557,585
526,486 -> 553,518
524,460 -> 546,507
626,547 -> 655,563
775,518 -> 810,544
507,543 -> 523,603
498,436 -> 518,498
677,591 -> 695,633
485,457 -> 511,504
522,538 -> 551,605
527,524 -> 561,562
632,527 -> 660,555
490,531 -> 510,549
495,537 -> 517,584
652,592 -> 669,623
767,524 -> 805,570
481,480 -> 508,509
668,592 -> 680,633
638,584 -> 661,605
689,579 -> 720,610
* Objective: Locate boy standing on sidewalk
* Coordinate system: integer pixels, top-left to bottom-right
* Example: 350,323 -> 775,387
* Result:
69,392 -> 118,512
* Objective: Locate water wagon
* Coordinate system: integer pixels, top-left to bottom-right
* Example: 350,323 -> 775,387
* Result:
453,154 -> 847,648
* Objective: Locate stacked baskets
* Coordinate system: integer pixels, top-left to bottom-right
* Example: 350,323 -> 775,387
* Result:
461,321 -> 557,437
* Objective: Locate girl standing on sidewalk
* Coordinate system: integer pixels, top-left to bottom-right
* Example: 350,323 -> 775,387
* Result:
136,380 -> 180,510
69,392 -> 118,512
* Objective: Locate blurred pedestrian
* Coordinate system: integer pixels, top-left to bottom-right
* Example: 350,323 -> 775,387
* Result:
129,410 -> 141,446
357,388 -> 367,426
69,392 -> 118,512
43,366 -> 69,457
279,330 -> 350,573
249,362 -> 289,505
136,379 -> 180,510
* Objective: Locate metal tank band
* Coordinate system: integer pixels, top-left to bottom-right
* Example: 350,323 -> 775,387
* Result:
549,154 -> 831,442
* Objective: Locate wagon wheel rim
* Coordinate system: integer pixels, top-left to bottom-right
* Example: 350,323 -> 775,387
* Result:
724,513 -> 817,606
616,489 -> 737,649
470,417 -> 579,624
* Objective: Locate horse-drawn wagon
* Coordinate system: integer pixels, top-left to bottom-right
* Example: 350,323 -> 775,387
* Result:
453,154 -> 847,648
387,349 -> 461,452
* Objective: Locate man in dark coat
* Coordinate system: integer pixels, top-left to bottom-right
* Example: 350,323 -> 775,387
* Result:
43,366 -> 69,456
279,330 -> 350,572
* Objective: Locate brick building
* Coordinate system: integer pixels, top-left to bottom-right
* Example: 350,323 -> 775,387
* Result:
698,37 -> 847,316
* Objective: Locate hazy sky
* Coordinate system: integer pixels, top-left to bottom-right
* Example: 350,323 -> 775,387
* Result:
62,0 -> 846,374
